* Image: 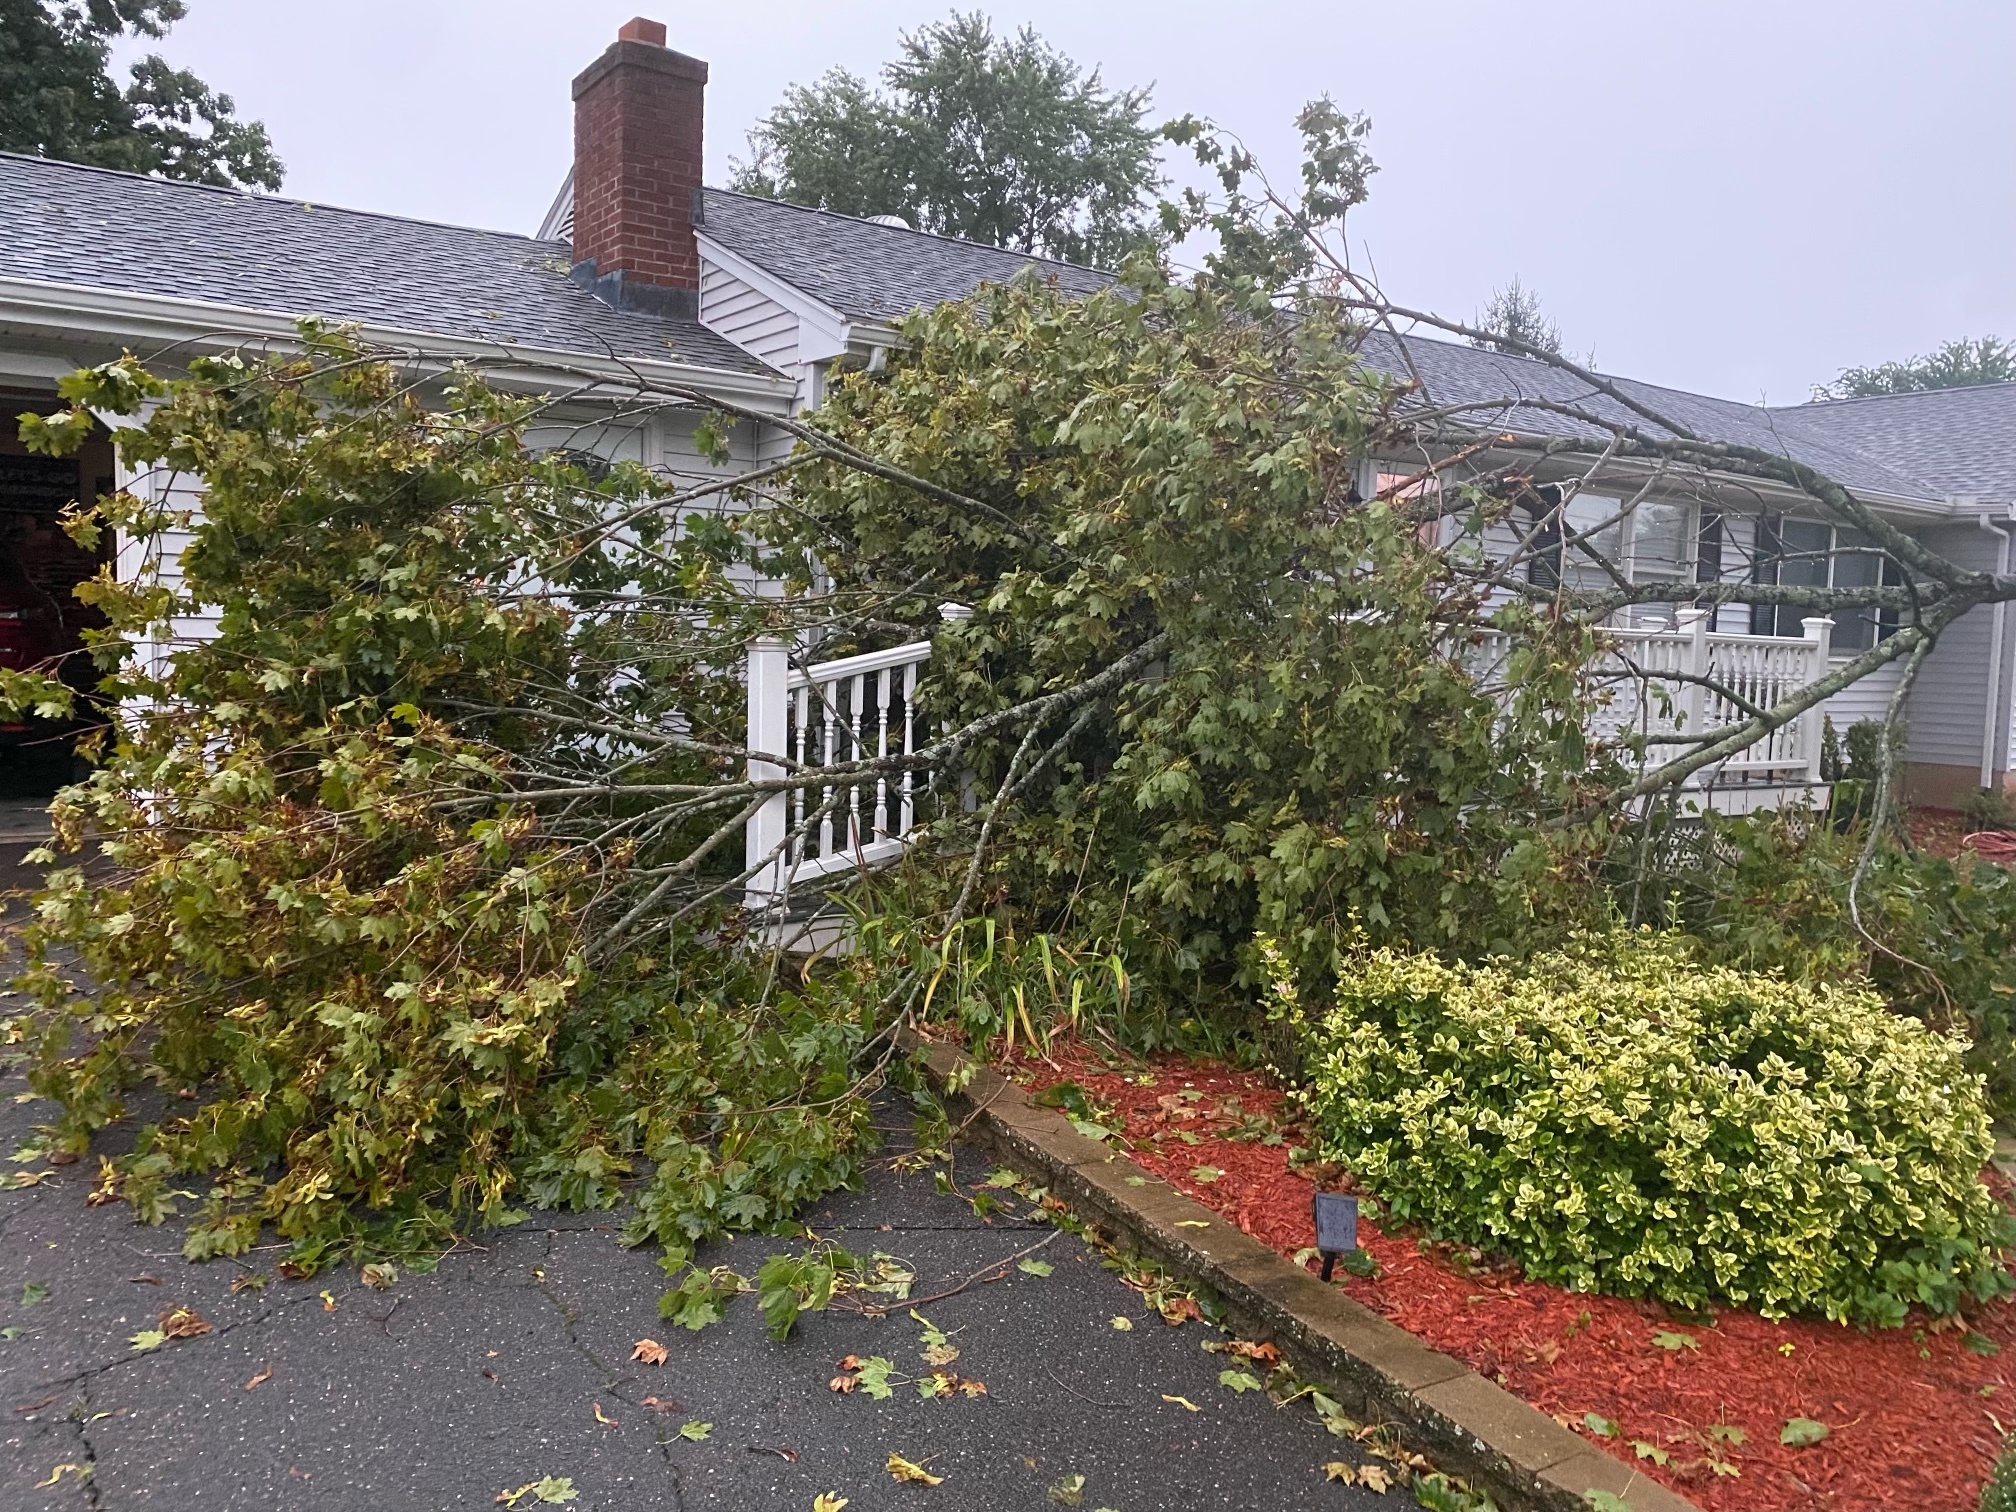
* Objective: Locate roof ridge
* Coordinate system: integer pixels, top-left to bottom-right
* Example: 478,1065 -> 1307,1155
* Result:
0,150 -> 562,250
1778,378 -> 2016,412
700,185 -> 1112,279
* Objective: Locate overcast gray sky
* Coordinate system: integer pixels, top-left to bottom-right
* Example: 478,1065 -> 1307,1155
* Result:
137,0 -> 2012,405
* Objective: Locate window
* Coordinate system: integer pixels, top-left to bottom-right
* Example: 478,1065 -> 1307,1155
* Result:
1748,517 -> 1898,651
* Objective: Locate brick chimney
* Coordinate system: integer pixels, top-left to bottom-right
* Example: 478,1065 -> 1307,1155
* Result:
569,17 -> 707,318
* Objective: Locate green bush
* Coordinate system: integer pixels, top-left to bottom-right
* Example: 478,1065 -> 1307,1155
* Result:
1630,812 -> 2016,1119
1981,1440 -> 2016,1512
1278,932 -> 2015,1326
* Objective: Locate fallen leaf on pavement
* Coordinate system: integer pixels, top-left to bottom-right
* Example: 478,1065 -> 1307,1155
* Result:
230,1273 -> 268,1294
749,1445 -> 800,1462
887,1452 -> 944,1487
641,1395 -> 682,1415
1109,1316 -> 1133,1331
812,1496 -> 848,1512
678,1420 -> 712,1442
1048,1472 -> 1086,1505
20,1282 -> 49,1307
1218,1369 -> 1263,1394
631,1338 -> 669,1366
128,1329 -> 166,1354
496,1476 -> 579,1506
1018,1258 -> 1054,1278
1161,1393 -> 1199,1412
361,1263 -> 397,1291
244,1364 -> 273,1391
319,1290 -> 338,1313
1323,1462 -> 1356,1484
1359,1465 -> 1392,1493
158,1306 -> 212,1340
34,1463 -> 81,1488
592,1402 -> 618,1428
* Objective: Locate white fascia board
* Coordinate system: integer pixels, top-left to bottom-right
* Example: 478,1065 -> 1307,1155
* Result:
0,276 -> 796,412
695,233 -> 853,364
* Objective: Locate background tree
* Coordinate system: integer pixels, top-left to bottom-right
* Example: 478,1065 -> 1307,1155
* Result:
0,0 -> 282,190
1470,275 -> 1563,356
730,10 -> 1159,267
1817,335 -> 2015,399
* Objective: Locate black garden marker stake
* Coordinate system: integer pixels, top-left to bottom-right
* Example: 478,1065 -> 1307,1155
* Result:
1311,1190 -> 1359,1282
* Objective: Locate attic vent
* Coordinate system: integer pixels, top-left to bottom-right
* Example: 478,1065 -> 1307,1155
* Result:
866,214 -> 911,229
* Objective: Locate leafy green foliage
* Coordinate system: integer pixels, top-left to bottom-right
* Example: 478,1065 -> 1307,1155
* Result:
1636,811 -> 2016,1118
1470,276 -> 1563,357
1820,336 -> 2015,399
0,0 -> 282,188
755,1246 -> 859,1340
1278,932 -> 2015,1326
1978,1436 -> 2016,1512
11,335 -> 876,1272
730,10 -> 1160,266
784,232 -> 1612,1017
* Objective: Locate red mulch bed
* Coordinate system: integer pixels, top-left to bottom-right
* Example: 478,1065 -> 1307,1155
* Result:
1005,1041 -> 2015,1512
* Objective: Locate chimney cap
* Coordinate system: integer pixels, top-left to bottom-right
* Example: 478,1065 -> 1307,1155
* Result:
617,16 -> 667,46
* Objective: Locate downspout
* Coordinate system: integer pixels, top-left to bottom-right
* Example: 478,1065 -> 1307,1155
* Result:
1980,505 -> 2016,790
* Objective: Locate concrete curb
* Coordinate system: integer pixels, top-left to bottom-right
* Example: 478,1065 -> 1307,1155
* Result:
914,1039 -> 1702,1512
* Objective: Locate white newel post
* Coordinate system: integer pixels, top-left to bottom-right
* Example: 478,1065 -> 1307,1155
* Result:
1801,616 -> 1834,783
746,635 -> 791,908
1675,607 -> 1710,741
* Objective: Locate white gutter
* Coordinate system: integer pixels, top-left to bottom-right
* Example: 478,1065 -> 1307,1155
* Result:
1981,503 -> 2016,790
0,276 -> 796,409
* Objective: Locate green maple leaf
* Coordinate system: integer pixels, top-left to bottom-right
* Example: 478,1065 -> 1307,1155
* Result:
1780,1417 -> 1828,1447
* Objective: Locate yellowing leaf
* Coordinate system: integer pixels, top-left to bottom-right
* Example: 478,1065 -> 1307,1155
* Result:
361,1262 -> 397,1290
1780,1416 -> 1829,1447
886,1452 -> 944,1487
1174,1220 -> 1210,1229
1109,1315 -> 1133,1331
631,1338 -> 669,1366
812,1496 -> 849,1512
592,1402 -> 618,1427
1161,1393 -> 1198,1411
128,1329 -> 167,1353
1359,1464 -> 1392,1493
1048,1472 -> 1087,1505
1323,1462 -> 1356,1484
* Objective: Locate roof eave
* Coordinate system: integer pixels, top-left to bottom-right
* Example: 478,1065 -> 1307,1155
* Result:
0,276 -> 795,407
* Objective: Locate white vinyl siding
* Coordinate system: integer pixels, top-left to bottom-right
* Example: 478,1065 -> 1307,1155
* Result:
698,264 -> 802,377
1903,522 -> 2013,775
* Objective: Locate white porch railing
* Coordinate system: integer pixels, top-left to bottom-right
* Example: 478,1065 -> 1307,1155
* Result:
744,635 -> 935,908
1475,607 -> 1834,799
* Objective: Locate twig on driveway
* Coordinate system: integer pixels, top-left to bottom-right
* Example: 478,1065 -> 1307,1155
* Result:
854,1230 -> 1063,1318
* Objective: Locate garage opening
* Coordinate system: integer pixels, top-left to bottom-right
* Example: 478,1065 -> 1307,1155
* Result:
0,395 -> 116,802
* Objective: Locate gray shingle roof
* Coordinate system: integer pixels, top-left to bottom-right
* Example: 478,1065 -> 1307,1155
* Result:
0,153 -> 771,376
1358,332 -> 1953,502
1769,383 -> 2016,501
697,188 -> 1114,323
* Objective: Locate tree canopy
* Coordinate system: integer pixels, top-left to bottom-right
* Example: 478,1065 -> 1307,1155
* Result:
0,0 -> 282,190
1818,336 -> 2016,399
729,10 -> 1159,268
1470,276 -> 1563,357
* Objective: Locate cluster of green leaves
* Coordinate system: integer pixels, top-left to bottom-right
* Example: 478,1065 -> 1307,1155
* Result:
785,260 -> 1614,1014
1633,809 -> 2016,1119
1980,1437 -> 2016,1512
730,10 -> 1161,267
0,0 -> 282,189
11,333 -> 877,1270
1277,931 -> 2015,1326
1819,336 -> 2015,400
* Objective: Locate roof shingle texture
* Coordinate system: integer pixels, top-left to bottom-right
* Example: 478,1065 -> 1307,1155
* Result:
1355,333 -> 1959,501
697,188 -> 1113,322
1770,384 -> 2016,501
0,152 -> 770,375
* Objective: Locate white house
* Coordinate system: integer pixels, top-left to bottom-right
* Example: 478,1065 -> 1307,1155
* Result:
0,16 -> 2010,811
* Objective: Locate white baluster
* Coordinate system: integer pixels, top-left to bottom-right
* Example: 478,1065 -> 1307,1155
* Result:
745,636 -> 790,908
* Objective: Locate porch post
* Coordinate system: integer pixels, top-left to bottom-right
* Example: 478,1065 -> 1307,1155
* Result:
1675,607 -> 1711,742
1800,616 -> 1834,785
745,635 -> 791,908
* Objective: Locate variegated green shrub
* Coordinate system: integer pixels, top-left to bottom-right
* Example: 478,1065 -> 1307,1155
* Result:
1279,933 -> 2015,1325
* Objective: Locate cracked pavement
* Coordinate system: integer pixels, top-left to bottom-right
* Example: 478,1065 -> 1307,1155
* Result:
0,1068 -> 1392,1510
